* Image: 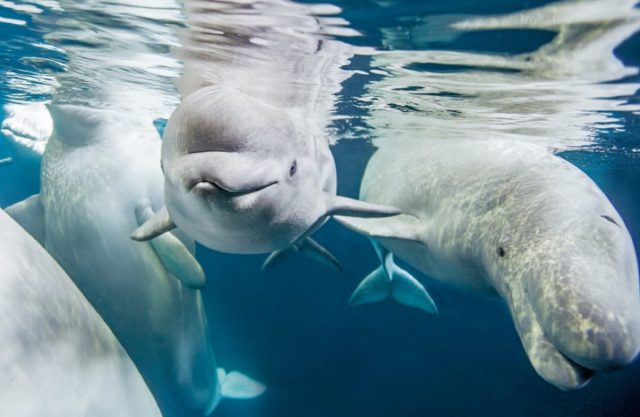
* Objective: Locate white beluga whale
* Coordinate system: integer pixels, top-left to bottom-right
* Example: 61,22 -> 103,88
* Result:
132,86 -> 400,264
131,0 -> 399,267
336,138 -> 640,390
0,208 -> 161,417
8,105 -> 263,416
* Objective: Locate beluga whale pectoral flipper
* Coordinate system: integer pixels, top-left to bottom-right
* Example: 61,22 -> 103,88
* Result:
336,137 -> 640,390
134,198 -> 206,289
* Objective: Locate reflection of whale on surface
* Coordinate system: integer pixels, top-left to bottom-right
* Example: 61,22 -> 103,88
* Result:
8,105 -> 262,417
1,103 -> 52,160
337,138 -> 640,390
0,209 -> 161,417
132,0 -> 400,267
367,0 -> 640,150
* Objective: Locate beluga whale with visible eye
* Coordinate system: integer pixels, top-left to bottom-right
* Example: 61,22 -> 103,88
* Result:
336,138 -> 640,390
131,0 -> 400,268
132,86 -> 400,266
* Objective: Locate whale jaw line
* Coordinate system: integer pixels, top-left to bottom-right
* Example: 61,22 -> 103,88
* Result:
189,179 -> 278,198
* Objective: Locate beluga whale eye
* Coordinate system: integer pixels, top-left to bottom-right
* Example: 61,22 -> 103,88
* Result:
601,214 -> 620,227
497,246 -> 506,257
289,160 -> 297,177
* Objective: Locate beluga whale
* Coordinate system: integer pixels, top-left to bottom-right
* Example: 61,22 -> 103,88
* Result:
132,0 -> 400,267
336,137 -> 640,390
3,2 -> 264,415
8,105 -> 264,416
0,208 -> 161,417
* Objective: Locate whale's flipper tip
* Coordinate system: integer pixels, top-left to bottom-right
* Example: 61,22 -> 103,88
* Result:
262,237 -> 342,272
0,157 -> 12,166
131,206 -> 176,241
133,201 -> 205,288
150,232 -> 206,289
328,195 -> 401,218
350,247 -> 438,315
334,213 -> 424,243
217,368 -> 266,400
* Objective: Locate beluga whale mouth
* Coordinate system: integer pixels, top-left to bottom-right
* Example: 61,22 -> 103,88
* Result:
189,178 -> 278,197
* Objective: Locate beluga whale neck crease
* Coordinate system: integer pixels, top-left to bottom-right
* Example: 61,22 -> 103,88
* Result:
132,86 -> 400,267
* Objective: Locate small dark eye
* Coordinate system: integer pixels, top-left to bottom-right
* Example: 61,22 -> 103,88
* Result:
289,160 -> 297,176
160,160 -> 164,173
601,214 -> 620,227
497,247 -> 506,257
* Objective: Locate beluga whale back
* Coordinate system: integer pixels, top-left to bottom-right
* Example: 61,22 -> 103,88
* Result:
132,0 -> 400,264
0,209 -> 161,417
337,138 -> 640,390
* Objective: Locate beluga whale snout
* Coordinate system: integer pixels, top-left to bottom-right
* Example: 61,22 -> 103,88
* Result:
132,86 -> 399,263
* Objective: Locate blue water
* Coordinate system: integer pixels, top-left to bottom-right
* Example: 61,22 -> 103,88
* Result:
2,0 -> 640,416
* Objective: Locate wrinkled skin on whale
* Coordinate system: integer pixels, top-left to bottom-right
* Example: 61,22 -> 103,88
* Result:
132,87 -> 400,266
336,138 -> 640,390
0,209 -> 161,417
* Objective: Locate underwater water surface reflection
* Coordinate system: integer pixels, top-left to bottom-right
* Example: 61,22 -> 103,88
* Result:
1,0 -> 640,417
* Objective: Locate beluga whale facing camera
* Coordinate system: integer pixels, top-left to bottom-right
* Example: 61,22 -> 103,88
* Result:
132,87 -> 399,262
131,0 -> 400,267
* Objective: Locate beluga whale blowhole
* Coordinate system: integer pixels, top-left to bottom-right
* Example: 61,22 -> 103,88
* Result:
133,86 -> 400,264
337,137 -> 640,390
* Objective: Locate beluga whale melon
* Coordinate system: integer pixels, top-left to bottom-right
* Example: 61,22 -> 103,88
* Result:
0,209 -> 161,417
131,0 -> 400,268
336,137 -> 640,390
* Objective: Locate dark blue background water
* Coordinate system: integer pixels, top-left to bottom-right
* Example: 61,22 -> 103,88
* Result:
1,1 -> 639,416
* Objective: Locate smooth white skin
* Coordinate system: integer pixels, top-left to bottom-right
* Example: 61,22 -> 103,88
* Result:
40,105 -> 220,417
360,138 -> 640,382
0,209 -> 161,417
162,87 -> 336,253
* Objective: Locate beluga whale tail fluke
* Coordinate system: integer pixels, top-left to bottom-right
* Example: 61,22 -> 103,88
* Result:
0,156 -> 11,165
217,368 -> 266,400
261,237 -> 343,272
349,240 -> 438,314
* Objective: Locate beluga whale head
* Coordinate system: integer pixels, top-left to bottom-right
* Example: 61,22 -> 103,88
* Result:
478,174 -> 640,388
133,86 -> 399,263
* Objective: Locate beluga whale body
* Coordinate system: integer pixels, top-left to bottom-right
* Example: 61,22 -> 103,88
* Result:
337,138 -> 640,390
132,0 -> 400,266
0,209 -> 161,417
8,105 -> 263,416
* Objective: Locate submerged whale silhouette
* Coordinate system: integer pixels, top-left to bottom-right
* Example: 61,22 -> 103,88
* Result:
0,209 -> 161,417
337,138 -> 640,390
